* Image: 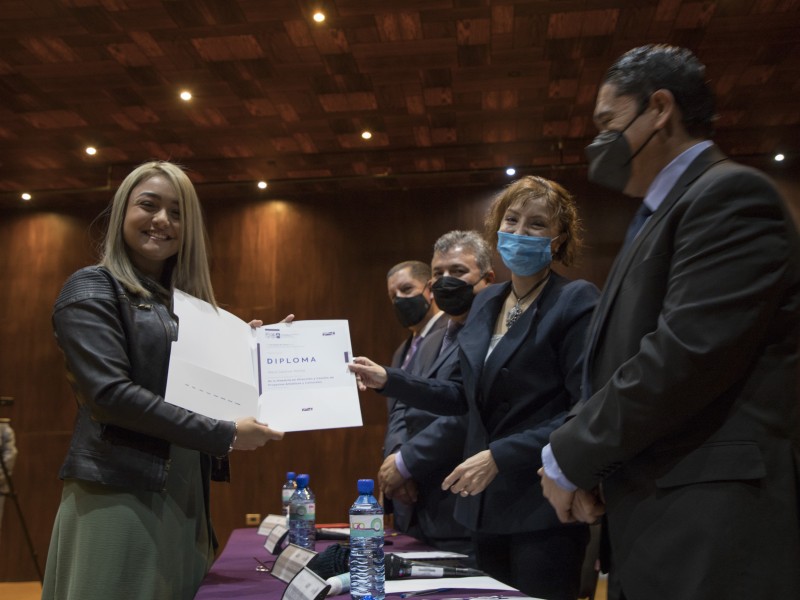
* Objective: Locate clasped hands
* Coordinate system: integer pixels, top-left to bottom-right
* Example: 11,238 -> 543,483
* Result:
378,453 -> 418,504
538,468 -> 605,524
378,450 -> 499,504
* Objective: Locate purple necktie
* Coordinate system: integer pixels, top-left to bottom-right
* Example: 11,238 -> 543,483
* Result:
401,335 -> 423,371
439,321 -> 462,356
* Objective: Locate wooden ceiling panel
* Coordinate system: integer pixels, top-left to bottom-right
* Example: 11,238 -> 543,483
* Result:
374,12 -> 423,42
311,27 -> 350,55
190,35 -> 264,61
352,38 -> 458,71
674,2 -> 717,29
0,0 -> 798,209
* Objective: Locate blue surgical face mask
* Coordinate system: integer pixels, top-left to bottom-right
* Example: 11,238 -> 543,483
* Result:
496,231 -> 552,276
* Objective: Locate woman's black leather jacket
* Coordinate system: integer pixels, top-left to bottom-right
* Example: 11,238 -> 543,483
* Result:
52,266 -> 234,492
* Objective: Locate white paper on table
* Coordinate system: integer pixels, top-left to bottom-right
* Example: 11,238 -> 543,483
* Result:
165,291 -> 362,432
393,550 -> 470,560
255,320 -> 362,432
384,577 -> 518,593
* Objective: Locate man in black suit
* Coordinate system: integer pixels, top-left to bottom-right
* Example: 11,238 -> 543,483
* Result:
540,44 -> 800,599
380,230 -> 494,556
383,260 -> 445,528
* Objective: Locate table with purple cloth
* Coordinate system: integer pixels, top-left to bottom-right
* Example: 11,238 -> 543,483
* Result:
195,528 -> 529,600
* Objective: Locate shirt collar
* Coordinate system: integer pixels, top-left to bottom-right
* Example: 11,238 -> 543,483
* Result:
643,140 -> 713,213
419,311 -> 444,337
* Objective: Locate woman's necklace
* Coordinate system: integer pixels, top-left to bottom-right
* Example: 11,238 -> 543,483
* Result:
505,273 -> 549,328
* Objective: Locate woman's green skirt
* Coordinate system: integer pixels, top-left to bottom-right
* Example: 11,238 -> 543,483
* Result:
42,446 -> 213,600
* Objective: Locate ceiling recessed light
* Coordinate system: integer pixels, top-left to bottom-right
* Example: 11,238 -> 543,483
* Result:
506,167 -> 516,176
774,153 -> 785,162
85,146 -> 97,155
361,130 -> 372,140
313,12 -> 326,23
257,181 -> 268,189
180,90 -> 192,101
21,193 -> 31,201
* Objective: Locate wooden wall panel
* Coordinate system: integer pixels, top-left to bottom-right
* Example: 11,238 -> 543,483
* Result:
0,209 -> 98,582
0,165 -> 797,582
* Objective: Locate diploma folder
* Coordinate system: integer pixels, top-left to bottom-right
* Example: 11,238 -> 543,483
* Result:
164,290 -> 362,432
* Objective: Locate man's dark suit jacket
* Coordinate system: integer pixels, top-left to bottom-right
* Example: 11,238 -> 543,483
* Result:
383,315 -> 447,458
383,273 -> 599,535
383,314 -> 446,531
383,337 -> 412,459
387,324 -> 471,547
551,145 -> 800,599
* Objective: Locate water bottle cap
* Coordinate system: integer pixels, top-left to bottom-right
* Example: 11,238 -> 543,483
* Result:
296,473 -> 310,488
357,478 -> 374,494
287,471 -> 296,480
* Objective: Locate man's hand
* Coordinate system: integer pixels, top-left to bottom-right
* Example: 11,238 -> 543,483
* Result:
378,453 -> 408,499
442,450 -> 499,497
348,356 -> 388,391
572,487 -> 606,524
391,479 -> 419,505
538,467 -> 577,523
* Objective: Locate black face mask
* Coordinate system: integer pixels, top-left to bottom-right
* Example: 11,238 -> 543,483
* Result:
432,276 -> 477,317
585,101 -> 657,192
393,293 -> 430,328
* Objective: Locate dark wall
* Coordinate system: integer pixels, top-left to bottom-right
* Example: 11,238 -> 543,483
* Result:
0,164 -> 797,581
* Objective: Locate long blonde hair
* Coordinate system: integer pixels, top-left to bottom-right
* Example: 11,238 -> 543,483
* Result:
99,161 -> 217,306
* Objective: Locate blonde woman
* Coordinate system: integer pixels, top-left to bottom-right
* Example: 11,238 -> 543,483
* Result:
42,161 -> 284,599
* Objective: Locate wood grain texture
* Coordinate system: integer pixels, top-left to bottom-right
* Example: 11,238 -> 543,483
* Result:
0,0 -> 798,210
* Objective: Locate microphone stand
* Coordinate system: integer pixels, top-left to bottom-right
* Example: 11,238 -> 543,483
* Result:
0,419 -> 43,582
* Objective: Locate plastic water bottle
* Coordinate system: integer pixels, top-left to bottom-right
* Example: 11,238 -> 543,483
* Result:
349,479 -> 385,600
288,473 -> 315,550
282,471 -> 297,523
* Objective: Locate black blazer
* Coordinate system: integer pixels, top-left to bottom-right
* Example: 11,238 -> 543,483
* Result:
383,316 -> 447,458
384,273 -> 599,534
383,315 -> 447,530
551,146 -> 800,598
383,337 -> 412,458
391,325 -> 470,542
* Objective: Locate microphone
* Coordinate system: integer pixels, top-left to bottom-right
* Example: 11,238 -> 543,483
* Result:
385,554 -> 484,580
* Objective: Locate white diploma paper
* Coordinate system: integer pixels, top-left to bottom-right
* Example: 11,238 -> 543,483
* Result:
384,577 -> 518,594
165,290 -> 362,432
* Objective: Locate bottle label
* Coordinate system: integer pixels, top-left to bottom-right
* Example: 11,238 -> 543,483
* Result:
290,502 -> 316,520
350,514 -> 384,538
282,490 -> 294,503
